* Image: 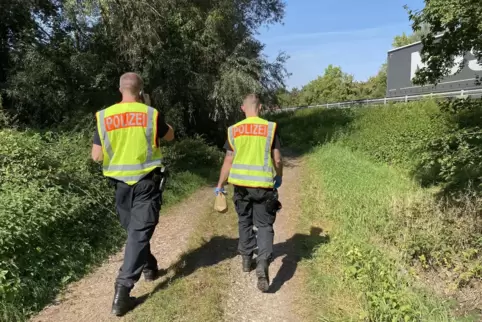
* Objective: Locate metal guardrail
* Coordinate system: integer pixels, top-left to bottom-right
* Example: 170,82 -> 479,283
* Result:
271,88 -> 482,114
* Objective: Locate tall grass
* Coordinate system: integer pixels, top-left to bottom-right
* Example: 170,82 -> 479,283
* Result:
302,145 -> 461,321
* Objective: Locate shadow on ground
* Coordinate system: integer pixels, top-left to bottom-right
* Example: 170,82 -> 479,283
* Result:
134,226 -> 328,307
136,236 -> 238,305
268,227 -> 330,294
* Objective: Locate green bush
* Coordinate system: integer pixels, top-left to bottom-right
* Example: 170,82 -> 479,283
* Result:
415,98 -> 482,194
339,100 -> 450,170
0,129 -> 222,322
161,135 -> 223,205
333,98 -> 482,196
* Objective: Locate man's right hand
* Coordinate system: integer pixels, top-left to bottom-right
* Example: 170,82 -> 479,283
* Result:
162,124 -> 175,142
215,187 -> 225,196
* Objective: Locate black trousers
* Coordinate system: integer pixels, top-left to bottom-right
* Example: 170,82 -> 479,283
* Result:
113,172 -> 161,289
233,186 -> 277,262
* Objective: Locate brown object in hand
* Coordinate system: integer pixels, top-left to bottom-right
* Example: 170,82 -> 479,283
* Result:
214,193 -> 228,213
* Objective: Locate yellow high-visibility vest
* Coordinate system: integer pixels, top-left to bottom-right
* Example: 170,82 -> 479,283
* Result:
227,116 -> 277,188
96,102 -> 164,185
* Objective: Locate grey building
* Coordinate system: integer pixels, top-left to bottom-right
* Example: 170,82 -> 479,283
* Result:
386,39 -> 482,97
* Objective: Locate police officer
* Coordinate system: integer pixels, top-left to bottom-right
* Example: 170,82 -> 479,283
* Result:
215,93 -> 283,292
91,72 -> 174,316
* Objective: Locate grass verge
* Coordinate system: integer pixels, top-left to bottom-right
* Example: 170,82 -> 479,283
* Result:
273,101 -> 482,315
124,190 -> 239,322
300,144 -> 479,321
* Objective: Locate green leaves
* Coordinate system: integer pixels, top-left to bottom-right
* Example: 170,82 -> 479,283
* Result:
392,23 -> 430,48
2,0 -> 288,145
406,0 -> 482,85
276,63 -> 388,108
0,129 -> 124,320
344,245 -> 423,321
415,98 -> 482,194
0,128 -> 222,321
295,65 -> 359,106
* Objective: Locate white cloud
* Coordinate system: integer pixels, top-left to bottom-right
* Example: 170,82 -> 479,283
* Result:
262,23 -> 408,44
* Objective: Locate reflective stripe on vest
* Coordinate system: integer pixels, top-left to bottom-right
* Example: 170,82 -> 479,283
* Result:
231,164 -> 273,172
103,159 -> 163,172
229,173 -> 274,183
97,104 -> 163,184
227,118 -> 276,188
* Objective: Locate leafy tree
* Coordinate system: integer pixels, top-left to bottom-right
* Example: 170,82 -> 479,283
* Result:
0,0 -> 57,99
66,0 -> 288,139
357,64 -> 387,99
297,65 -> 359,106
275,86 -> 302,107
392,23 -> 430,48
1,0 -> 289,145
276,88 -> 293,107
393,33 -> 418,48
406,0 -> 482,85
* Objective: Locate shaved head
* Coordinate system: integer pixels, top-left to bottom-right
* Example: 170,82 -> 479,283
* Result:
242,94 -> 261,110
241,93 -> 262,117
119,72 -> 143,95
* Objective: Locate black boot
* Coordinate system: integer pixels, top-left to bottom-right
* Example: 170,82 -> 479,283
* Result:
242,255 -> 253,272
256,260 -> 270,292
143,268 -> 159,282
111,283 -> 136,316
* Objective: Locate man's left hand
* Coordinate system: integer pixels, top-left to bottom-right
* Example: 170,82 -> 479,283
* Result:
215,187 -> 226,196
274,175 -> 282,189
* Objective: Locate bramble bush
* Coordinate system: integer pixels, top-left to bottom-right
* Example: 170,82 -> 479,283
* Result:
0,127 -> 222,322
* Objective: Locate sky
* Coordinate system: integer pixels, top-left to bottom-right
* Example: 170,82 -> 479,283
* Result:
257,0 -> 425,89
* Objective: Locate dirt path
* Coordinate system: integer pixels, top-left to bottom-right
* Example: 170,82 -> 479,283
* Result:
30,156 -> 307,322
31,187 -> 214,322
223,156 -> 305,322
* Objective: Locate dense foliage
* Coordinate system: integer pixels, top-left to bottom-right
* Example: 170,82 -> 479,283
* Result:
0,125 -> 223,321
1,0 -> 288,144
416,98 -> 482,194
0,128 -> 123,320
1,0 -> 281,319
